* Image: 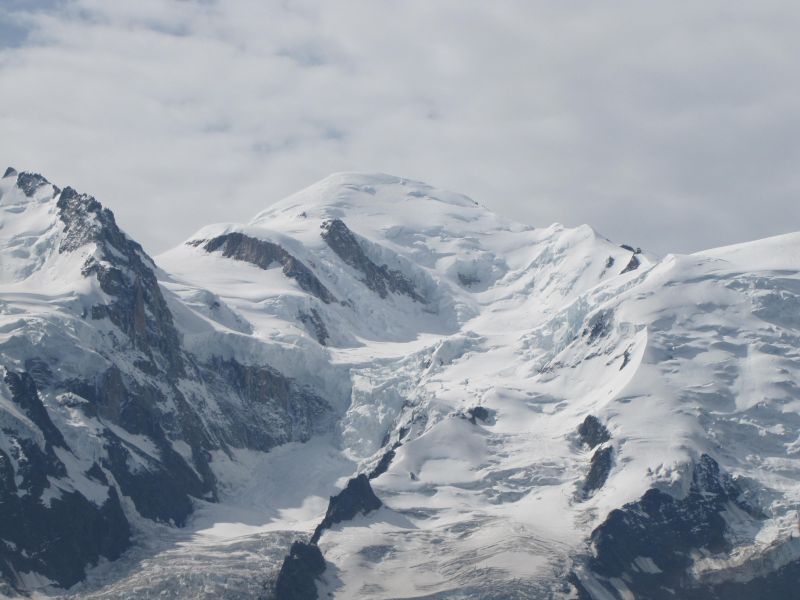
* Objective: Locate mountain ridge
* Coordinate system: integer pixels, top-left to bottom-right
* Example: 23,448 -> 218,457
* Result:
0,167 -> 799,599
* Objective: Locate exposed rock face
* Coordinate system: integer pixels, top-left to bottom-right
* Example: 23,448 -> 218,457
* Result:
272,541 -> 326,600
203,232 -> 337,304
321,218 -> 425,302
577,415 -> 611,449
620,253 -> 641,274
582,446 -> 613,498
468,405 -> 490,424
579,454 -> 763,599
369,446 -> 398,479
16,171 -> 51,197
311,474 -> 382,544
203,357 -> 333,451
0,371 -> 131,590
58,186 -> 185,376
619,245 -> 642,274
62,364 -> 217,526
273,475 -> 383,599
4,370 -> 66,448
298,308 -> 329,345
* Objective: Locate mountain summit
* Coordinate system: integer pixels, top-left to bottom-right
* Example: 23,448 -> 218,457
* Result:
1,169 -> 799,599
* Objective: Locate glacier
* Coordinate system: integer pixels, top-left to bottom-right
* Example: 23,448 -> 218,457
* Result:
0,168 -> 799,599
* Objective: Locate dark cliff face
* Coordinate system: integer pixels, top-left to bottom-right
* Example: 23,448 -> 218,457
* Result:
201,357 -> 333,452
576,454 -> 765,600
57,186 -> 185,377
63,368 -> 216,525
582,446 -> 613,498
272,541 -> 326,600
321,219 -> 426,303
4,371 -> 67,449
298,308 -> 329,345
0,371 -> 131,590
202,232 -> 337,304
15,171 -> 54,197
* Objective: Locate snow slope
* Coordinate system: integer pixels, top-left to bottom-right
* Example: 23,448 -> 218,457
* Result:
1,169 -> 799,599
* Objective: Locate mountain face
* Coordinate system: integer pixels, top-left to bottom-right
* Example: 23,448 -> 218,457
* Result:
0,168 -> 799,599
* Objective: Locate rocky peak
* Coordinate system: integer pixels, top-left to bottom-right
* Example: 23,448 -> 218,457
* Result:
17,171 -> 54,198
0,168 -> 59,206
51,183 -> 185,375
57,186 -> 134,256
310,474 -> 382,544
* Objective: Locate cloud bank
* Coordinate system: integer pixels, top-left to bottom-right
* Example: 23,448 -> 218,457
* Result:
1,0 -> 799,255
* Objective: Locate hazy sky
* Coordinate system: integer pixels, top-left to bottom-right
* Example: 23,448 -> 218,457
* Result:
1,0 -> 799,256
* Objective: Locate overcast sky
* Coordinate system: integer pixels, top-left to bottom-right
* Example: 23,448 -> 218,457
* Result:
1,0 -> 799,256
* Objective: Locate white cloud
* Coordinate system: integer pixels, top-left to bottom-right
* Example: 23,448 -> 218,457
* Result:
1,0 -> 799,255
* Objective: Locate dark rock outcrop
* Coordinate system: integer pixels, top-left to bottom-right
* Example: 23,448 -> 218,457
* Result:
620,254 -> 641,274
0,373 -> 131,590
577,454 -> 764,599
619,245 -> 642,274
202,233 -> 337,304
4,370 -> 67,449
582,446 -> 613,498
16,171 -> 51,197
577,415 -> 611,449
273,541 -> 326,600
369,446 -> 397,479
272,475 -> 383,598
370,425 -> 411,479
467,406 -> 490,424
63,367 -> 217,526
311,474 -> 383,544
0,469 -> 130,590
298,308 -> 329,345
321,219 -> 425,303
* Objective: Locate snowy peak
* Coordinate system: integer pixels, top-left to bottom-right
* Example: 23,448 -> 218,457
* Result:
0,169 -> 152,288
161,172 -> 651,350
250,172 -> 481,226
0,169 -> 182,372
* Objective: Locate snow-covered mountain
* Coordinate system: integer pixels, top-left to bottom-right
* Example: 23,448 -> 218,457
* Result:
1,167 -> 799,599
